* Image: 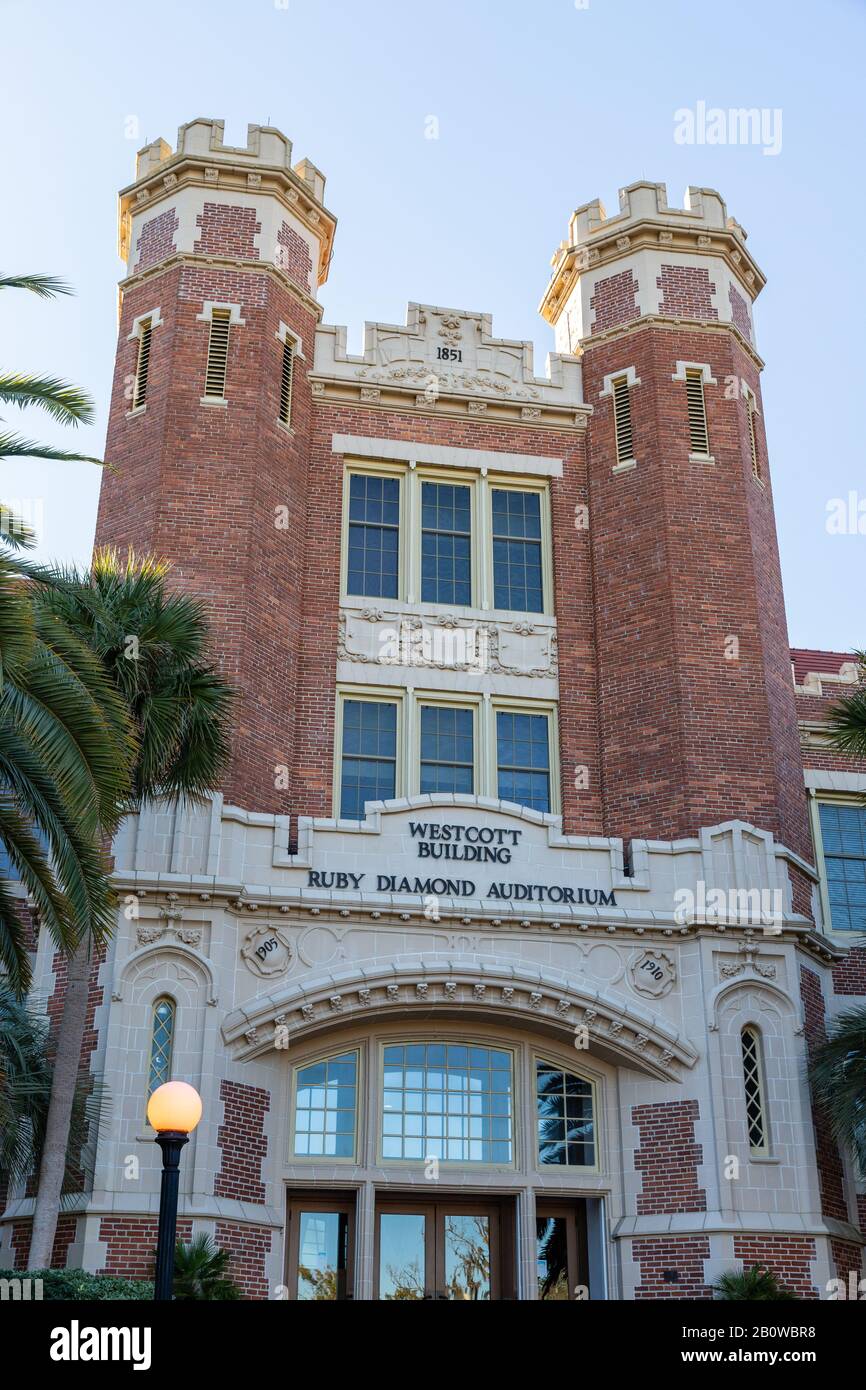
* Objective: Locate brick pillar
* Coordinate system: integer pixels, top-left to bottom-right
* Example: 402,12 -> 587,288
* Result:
94,119 -> 336,814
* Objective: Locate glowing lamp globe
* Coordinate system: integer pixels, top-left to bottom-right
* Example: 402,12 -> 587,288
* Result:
147,1081 -> 202,1134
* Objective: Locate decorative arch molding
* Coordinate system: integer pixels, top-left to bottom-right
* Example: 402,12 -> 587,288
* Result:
221,961 -> 698,1080
112,942 -> 219,1007
707,976 -> 803,1035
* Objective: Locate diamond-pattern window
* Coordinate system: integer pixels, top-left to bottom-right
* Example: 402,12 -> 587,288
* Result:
741,1026 -> 769,1154
147,997 -> 175,1101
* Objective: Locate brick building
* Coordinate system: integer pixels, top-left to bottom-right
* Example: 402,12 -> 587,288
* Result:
2,118 -> 864,1300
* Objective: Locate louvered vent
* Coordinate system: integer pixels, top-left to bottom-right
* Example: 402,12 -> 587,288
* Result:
741,1026 -> 768,1153
278,337 -> 294,425
612,375 -> 634,464
204,309 -> 231,398
685,369 -> 709,454
133,318 -> 152,408
747,397 -> 761,481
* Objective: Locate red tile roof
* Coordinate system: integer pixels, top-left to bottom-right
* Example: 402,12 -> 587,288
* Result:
790,648 -> 856,685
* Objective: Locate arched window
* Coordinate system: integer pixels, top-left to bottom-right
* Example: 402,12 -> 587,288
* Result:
147,996 -> 175,1100
741,1026 -> 769,1155
535,1059 -> 597,1168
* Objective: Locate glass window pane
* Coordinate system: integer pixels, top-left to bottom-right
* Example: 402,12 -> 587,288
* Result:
380,1043 -> 512,1163
536,1060 -> 595,1168
496,711 -> 550,812
346,474 -> 400,598
819,802 -> 866,931
295,1052 -> 357,1158
420,481 -> 472,605
537,1216 -> 570,1300
491,490 -> 543,612
379,1213 -> 426,1300
147,997 -> 175,1100
340,700 -> 398,818
419,705 -> 474,796
297,1211 -> 350,1300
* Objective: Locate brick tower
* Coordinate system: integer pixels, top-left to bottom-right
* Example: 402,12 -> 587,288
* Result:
96,118 -> 337,814
540,182 -> 810,862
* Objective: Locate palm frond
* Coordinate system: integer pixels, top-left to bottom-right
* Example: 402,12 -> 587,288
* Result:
0,374 -> 94,426
808,1005 -> 866,1172
0,274 -> 73,299
0,432 -> 103,466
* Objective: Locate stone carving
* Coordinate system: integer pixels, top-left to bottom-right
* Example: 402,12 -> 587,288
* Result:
358,988 -> 372,1006
136,926 -> 165,946
628,948 -> 677,998
472,983 -> 486,1000
416,983 -> 429,1000
386,983 -> 399,1001
242,924 -> 294,979
501,987 -> 514,1002
719,940 -> 777,980
300,1004 -> 314,1021
528,991 -> 542,1009
556,999 -> 572,1016
444,982 -> 457,1000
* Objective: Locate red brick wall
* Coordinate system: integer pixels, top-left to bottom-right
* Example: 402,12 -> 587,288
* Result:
95,261 -> 318,813
9,1214 -> 78,1271
581,324 -> 810,857
214,1079 -> 270,1204
277,221 -> 312,292
732,1234 -> 818,1298
728,284 -> 752,343
829,1238 -> 863,1286
632,1099 -> 706,1214
832,947 -> 866,995
98,1215 -> 192,1280
589,269 -> 639,333
134,208 -> 179,272
632,1236 -> 711,1298
194,203 -> 261,260
800,966 -> 850,1223
656,264 -> 717,319
214,1219 -> 272,1300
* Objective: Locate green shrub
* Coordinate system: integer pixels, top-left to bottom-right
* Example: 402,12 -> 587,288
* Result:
173,1235 -> 241,1301
712,1264 -> 797,1300
0,1268 -> 154,1300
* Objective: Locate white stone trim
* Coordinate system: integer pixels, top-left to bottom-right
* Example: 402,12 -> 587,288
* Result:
804,769 -> 866,794
195,300 -> 246,326
275,320 -> 305,359
672,360 -> 717,385
127,306 -> 163,340
599,366 -> 640,399
331,433 -> 563,479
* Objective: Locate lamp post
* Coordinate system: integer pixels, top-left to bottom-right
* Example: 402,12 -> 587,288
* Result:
147,1081 -> 203,1302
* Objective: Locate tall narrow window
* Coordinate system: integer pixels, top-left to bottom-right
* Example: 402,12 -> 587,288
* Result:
741,1026 -> 769,1155
817,802 -> 866,932
420,704 -> 474,794
340,699 -> 398,817
204,308 -> 231,398
536,1060 -> 596,1167
278,336 -> 294,426
496,710 -> 551,812
133,317 -> 152,408
491,490 -> 544,613
147,997 -> 175,1101
612,374 -> 634,464
685,368 -> 710,455
293,1051 -> 358,1158
421,481 -> 471,605
346,474 -> 400,598
747,393 -> 762,481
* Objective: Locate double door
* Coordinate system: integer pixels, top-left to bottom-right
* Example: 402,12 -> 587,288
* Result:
377,1199 -> 501,1300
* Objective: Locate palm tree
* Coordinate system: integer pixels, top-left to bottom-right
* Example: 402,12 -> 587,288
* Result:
809,1008 -> 866,1175
712,1264 -> 797,1300
0,272 -> 102,468
173,1234 -> 241,1300
27,550 -> 233,1268
827,651 -> 866,758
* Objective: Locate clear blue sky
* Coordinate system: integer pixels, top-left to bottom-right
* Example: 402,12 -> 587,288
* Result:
2,0 -> 864,650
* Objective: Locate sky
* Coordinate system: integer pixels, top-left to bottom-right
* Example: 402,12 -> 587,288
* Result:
1,0 -> 864,651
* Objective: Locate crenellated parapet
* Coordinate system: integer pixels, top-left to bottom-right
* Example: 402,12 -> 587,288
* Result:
118,117 -> 336,304
540,181 -> 764,357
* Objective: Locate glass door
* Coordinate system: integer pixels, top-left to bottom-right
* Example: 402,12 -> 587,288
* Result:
535,1200 -> 588,1300
287,1196 -> 354,1300
377,1200 -> 501,1300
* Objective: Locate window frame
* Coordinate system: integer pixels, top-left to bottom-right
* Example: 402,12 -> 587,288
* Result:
740,1025 -> 771,1158
340,461 -> 552,617
810,792 -> 866,936
334,688 -> 403,822
532,1053 -> 601,1175
375,1038 -> 518,1170
334,687 -> 559,816
288,1045 -> 362,1166
146,994 -> 176,1107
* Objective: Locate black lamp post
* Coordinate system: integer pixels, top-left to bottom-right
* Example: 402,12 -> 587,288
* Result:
147,1081 -> 203,1302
